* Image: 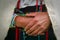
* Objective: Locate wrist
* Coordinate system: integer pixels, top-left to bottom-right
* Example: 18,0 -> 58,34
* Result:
14,16 -> 33,28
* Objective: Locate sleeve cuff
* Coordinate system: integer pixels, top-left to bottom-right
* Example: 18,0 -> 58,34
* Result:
10,14 -> 18,28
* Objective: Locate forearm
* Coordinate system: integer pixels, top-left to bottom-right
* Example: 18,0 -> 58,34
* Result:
15,16 -> 33,28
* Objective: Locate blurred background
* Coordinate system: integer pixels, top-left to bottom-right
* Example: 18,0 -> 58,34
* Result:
0,0 -> 17,40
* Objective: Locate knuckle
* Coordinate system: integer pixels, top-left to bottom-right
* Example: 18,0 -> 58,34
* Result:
38,32 -> 41,35
38,23 -> 41,26
41,26 -> 44,29
34,19 -> 38,22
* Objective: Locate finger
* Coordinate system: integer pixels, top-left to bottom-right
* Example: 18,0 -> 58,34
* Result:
29,25 -> 45,36
25,17 -> 47,32
38,22 -> 48,35
25,19 -> 37,31
28,21 -> 46,36
26,19 -> 46,35
26,22 -> 40,34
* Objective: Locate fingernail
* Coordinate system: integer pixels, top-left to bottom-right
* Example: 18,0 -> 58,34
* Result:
26,32 -> 28,34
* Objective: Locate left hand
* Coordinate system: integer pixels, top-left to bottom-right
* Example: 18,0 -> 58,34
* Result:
25,12 -> 51,36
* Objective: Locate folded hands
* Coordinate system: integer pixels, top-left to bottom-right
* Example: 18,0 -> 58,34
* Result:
15,12 -> 50,36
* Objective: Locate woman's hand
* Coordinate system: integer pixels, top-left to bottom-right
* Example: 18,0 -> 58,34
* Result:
25,12 -> 51,36
14,12 -> 51,36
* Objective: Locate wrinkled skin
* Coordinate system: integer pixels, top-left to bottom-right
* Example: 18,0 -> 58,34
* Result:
15,12 -> 51,36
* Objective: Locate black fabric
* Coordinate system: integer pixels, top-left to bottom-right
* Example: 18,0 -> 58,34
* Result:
5,5 -> 57,40
48,24 -> 57,40
5,25 -> 57,40
5,28 -> 15,40
14,5 -> 47,14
